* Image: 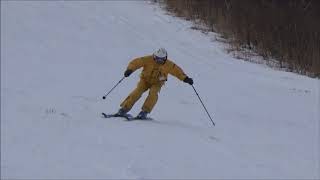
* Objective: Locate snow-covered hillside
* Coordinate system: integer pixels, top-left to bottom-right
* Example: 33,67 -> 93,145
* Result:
1,1 -> 319,179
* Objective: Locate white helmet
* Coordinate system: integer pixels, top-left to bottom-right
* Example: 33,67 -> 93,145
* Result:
153,48 -> 167,64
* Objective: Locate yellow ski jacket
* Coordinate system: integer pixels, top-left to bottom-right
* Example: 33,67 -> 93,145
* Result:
127,55 -> 187,84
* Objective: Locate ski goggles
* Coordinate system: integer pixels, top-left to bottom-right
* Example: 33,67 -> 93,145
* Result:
154,56 -> 167,64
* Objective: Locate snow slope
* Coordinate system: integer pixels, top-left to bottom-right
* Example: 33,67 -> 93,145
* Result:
1,1 -> 319,179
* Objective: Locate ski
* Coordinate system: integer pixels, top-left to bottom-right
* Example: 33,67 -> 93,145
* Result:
130,117 -> 153,121
101,112 -> 153,121
101,112 -> 133,120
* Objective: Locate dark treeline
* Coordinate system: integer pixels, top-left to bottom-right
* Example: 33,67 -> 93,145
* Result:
162,0 -> 320,77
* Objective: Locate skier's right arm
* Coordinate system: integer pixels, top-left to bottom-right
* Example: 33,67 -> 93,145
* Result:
124,56 -> 147,77
128,56 -> 146,70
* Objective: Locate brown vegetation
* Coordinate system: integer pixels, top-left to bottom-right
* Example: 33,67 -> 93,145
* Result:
162,0 -> 320,78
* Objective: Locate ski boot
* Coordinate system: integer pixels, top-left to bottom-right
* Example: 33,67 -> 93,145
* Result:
115,108 -> 129,117
136,111 -> 148,119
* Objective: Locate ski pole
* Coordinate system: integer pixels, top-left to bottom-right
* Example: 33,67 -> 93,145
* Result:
191,85 -> 215,126
102,77 -> 125,100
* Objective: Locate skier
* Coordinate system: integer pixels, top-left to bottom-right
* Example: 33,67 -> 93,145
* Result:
115,48 -> 194,119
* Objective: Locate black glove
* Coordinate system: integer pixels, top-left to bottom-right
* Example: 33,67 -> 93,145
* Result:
124,69 -> 133,77
183,76 -> 193,85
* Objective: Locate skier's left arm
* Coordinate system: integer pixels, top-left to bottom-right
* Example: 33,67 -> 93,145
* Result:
168,61 -> 193,85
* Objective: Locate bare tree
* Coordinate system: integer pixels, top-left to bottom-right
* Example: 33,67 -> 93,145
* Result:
163,0 -> 320,77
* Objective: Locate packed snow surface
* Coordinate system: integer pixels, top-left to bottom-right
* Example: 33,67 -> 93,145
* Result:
1,1 -> 319,179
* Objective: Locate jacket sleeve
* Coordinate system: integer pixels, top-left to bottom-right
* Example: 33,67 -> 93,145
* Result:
168,61 -> 187,81
127,56 -> 146,71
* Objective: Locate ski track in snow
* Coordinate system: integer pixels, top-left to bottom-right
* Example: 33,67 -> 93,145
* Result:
1,1 -> 319,179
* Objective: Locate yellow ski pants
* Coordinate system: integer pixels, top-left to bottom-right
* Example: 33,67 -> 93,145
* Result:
120,79 -> 163,113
